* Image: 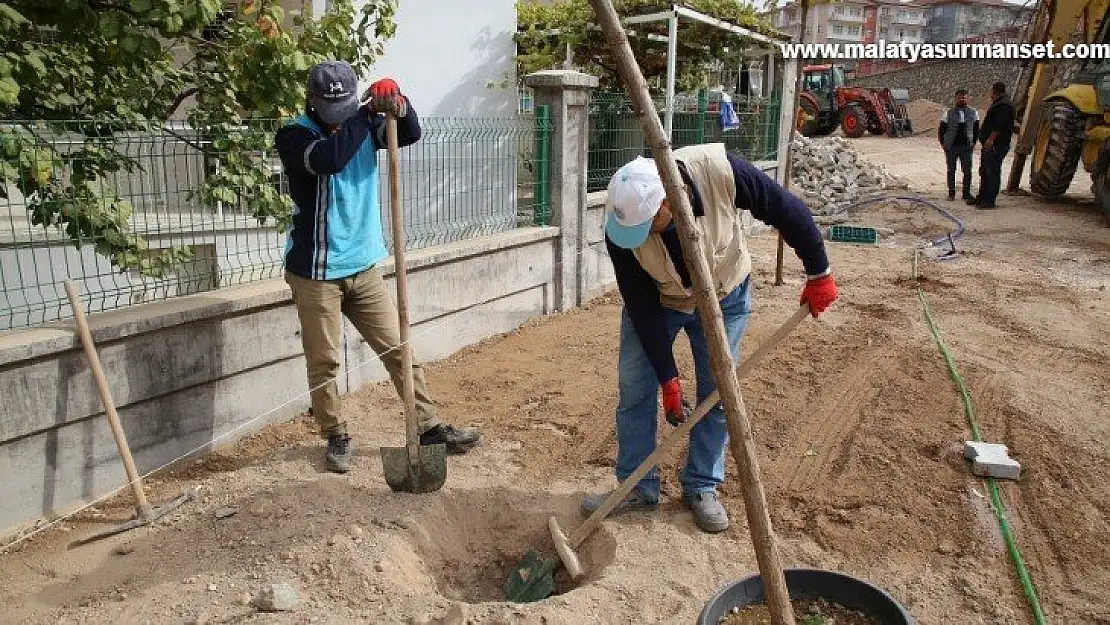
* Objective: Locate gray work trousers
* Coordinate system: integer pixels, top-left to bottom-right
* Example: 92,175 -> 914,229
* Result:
945,144 -> 973,196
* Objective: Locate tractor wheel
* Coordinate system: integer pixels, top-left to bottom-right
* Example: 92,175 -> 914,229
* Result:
797,98 -> 820,137
840,106 -> 866,139
1029,100 -> 1085,197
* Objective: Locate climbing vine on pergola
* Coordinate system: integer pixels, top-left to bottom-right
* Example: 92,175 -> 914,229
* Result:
515,0 -> 786,94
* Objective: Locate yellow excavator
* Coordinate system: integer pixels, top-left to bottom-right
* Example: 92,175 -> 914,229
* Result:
1007,0 -> 1110,222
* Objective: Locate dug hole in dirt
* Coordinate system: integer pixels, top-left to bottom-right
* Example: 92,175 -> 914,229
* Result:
1,134 -> 1109,625
404,491 -> 616,604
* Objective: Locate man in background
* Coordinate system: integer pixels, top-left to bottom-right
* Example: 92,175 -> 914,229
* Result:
968,82 -> 1016,209
939,88 -> 979,202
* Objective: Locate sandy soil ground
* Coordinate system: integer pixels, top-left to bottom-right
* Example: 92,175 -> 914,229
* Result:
1,135 -> 1107,625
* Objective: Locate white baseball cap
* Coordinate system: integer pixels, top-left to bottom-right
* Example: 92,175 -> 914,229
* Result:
604,156 -> 666,249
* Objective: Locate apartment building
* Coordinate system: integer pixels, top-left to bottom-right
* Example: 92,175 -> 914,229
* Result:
770,0 -> 929,66
770,0 -> 1029,46
771,0 -> 928,44
873,0 -> 930,43
920,0 -> 1033,42
771,0 -> 864,45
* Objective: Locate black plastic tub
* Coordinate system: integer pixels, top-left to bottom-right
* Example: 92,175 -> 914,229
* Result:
698,568 -> 915,625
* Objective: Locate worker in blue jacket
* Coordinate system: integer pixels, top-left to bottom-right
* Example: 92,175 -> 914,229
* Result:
274,60 -> 480,474
583,145 -> 838,533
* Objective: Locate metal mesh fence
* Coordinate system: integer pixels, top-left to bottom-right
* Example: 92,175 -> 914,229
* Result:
587,91 -> 782,192
0,114 -> 553,332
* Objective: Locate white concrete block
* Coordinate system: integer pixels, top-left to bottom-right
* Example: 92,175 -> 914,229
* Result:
964,441 -> 1021,480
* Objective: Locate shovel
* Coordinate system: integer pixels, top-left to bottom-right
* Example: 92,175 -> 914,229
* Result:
378,113 -> 447,493
505,304 -> 812,602
62,280 -> 197,548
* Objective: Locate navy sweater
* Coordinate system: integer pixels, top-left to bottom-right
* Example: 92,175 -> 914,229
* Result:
274,101 -> 421,277
980,95 -> 1016,149
606,152 -> 830,384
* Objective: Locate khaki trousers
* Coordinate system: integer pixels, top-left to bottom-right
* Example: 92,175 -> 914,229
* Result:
285,267 -> 442,438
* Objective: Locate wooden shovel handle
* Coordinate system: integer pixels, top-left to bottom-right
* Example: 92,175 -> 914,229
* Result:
385,117 -> 420,460
64,280 -> 153,520
569,303 -> 811,547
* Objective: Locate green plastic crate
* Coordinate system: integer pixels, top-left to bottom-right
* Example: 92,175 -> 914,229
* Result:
829,225 -> 879,244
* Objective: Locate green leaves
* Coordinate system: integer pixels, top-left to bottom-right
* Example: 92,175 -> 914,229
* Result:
516,0 -> 782,93
0,75 -> 17,105
0,0 -> 397,277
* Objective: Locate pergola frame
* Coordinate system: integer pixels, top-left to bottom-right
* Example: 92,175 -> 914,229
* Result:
620,5 -> 791,139
537,4 -> 800,182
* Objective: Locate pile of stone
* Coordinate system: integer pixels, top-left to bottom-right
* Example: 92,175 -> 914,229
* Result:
788,133 -> 904,219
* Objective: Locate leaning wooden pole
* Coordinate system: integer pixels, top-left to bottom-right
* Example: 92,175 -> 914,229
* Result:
586,1 -> 796,623
775,0 -> 810,285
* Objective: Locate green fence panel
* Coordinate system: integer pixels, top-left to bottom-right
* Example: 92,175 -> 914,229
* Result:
586,91 -> 783,191
0,113 -> 553,332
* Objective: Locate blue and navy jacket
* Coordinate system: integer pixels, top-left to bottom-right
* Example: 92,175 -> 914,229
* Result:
273,102 -> 421,280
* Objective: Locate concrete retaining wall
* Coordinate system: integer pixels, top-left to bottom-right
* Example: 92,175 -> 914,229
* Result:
849,58 -> 1024,105
0,227 -> 565,536
583,191 -> 616,302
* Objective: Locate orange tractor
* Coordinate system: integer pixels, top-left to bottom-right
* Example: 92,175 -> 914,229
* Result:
796,64 -> 913,138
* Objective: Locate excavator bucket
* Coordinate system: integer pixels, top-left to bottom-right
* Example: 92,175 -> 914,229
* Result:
887,88 -> 913,136
870,87 -> 913,138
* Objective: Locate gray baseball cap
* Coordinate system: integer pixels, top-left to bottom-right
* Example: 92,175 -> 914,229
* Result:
307,60 -> 360,125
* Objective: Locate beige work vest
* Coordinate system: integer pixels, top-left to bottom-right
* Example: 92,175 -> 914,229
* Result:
631,143 -> 752,314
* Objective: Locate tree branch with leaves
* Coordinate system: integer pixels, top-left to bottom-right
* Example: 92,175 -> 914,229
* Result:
0,0 -> 397,276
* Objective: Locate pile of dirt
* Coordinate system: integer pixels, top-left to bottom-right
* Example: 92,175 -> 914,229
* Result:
905,99 -> 947,135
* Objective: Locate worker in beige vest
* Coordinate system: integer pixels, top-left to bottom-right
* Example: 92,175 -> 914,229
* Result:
583,144 -> 838,533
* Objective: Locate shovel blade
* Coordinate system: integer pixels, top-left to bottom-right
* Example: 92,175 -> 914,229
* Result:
380,443 -> 447,493
504,549 -> 558,603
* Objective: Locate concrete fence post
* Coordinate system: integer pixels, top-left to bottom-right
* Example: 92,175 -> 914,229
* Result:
524,69 -> 599,312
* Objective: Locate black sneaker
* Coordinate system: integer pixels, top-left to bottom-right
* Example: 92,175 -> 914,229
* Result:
947,190 -> 955,201
419,424 -> 480,454
326,434 -> 352,473
965,196 -> 980,206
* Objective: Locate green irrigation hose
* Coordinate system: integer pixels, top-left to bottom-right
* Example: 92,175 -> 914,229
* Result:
913,255 -> 1048,625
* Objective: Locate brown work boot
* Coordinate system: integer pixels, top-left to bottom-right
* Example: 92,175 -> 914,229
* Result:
420,423 -> 480,454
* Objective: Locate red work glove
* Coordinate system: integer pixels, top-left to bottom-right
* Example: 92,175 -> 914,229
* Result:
800,273 -> 839,318
661,377 -> 692,427
367,78 -> 406,117
369,78 -> 399,98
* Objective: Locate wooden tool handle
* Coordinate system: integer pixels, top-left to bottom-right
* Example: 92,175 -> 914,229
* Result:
386,117 -> 420,463
587,3 -> 797,621
64,280 -> 153,520
569,304 -> 810,547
